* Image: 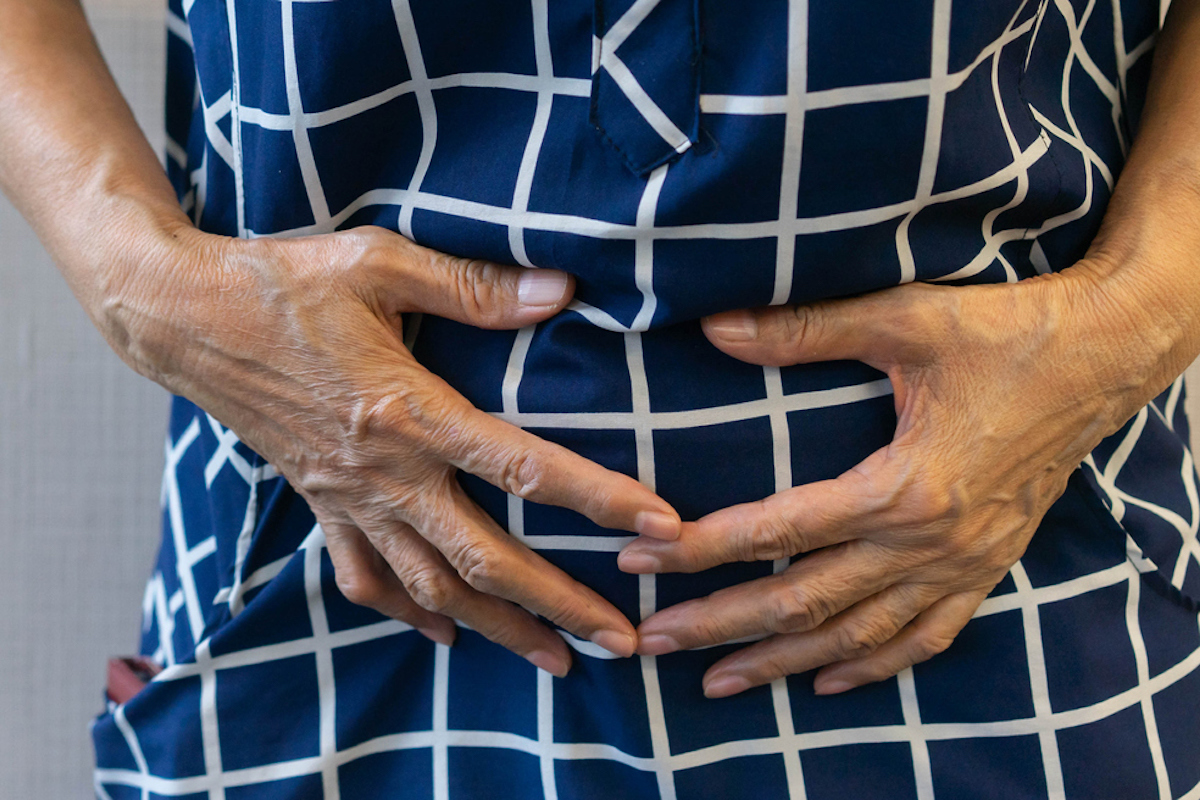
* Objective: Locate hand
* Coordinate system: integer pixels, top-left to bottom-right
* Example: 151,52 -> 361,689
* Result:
617,264 -> 1155,696
0,0 -> 681,677
119,224 -> 681,676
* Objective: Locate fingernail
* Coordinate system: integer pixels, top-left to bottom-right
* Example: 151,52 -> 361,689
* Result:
618,549 -> 662,573
704,310 -> 757,341
634,510 -> 680,540
518,270 -> 569,307
704,674 -> 752,699
526,649 -> 570,678
813,678 -> 854,696
590,629 -> 636,658
638,634 -> 680,656
417,626 -> 457,647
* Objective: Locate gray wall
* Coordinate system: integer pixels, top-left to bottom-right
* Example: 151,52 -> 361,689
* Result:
0,1 -> 1195,797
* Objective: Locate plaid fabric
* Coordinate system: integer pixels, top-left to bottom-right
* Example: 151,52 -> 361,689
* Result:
93,1 -> 1200,798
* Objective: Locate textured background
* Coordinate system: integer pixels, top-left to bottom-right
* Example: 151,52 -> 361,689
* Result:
0,1 -> 1193,797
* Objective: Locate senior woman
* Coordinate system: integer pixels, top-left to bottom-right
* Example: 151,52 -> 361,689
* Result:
3,0 -> 1200,797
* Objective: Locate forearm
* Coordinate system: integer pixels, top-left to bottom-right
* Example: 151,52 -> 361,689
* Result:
0,0 -> 194,380
1078,0 -> 1200,413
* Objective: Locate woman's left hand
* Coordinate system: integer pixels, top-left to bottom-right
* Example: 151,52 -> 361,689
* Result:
617,261 -> 1161,698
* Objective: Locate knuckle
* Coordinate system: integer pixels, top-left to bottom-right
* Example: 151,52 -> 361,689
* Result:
344,393 -> 402,443
331,556 -> 386,606
768,585 -> 823,634
344,384 -> 450,447
901,475 -> 960,528
334,565 -> 383,608
289,459 -> 350,501
405,564 -> 456,613
911,630 -> 955,663
499,449 -> 546,500
830,620 -> 889,659
448,258 -> 508,325
785,304 -> 820,344
455,542 -> 503,595
743,506 -> 802,561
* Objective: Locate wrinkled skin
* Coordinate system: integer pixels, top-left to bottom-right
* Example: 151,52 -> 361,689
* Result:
620,261 -> 1183,697
122,225 -> 686,676
612,0 -> 1200,696
0,2 -> 680,679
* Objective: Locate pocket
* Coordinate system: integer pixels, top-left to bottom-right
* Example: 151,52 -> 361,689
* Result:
590,0 -> 701,176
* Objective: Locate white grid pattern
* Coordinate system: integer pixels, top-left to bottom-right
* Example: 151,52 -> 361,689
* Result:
96,600 -> 1200,796
595,1 -> 694,159
95,0 -> 1200,797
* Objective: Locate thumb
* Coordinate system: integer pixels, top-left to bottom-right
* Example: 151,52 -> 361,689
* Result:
381,232 -> 574,329
701,297 -> 888,367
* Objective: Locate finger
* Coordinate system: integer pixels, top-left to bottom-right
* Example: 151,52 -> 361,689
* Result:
366,518 -> 578,677
432,394 -> 682,540
617,472 -> 873,574
700,287 -> 938,368
700,584 -> 935,698
399,481 -> 639,659
345,227 -> 576,329
351,366 -> 681,541
636,542 -> 896,656
322,519 -> 457,646
811,589 -> 985,695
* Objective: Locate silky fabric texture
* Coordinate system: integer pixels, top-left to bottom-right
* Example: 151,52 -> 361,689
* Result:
91,1 -> 1200,798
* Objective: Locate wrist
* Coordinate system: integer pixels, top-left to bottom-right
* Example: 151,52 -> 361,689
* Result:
1031,132 -> 1200,434
66,184 -> 216,391
1053,235 -> 1200,436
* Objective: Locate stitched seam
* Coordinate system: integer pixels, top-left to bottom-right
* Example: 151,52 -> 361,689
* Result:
589,0 -> 701,177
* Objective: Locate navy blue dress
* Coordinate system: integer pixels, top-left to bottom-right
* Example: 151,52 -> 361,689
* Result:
93,1 -> 1200,798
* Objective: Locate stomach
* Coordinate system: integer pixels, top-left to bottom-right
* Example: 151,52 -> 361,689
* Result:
412,310 -> 898,612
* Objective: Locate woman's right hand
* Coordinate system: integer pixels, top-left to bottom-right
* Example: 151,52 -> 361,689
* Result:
109,222 -> 680,676
0,0 -> 677,678
0,0 -> 678,676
